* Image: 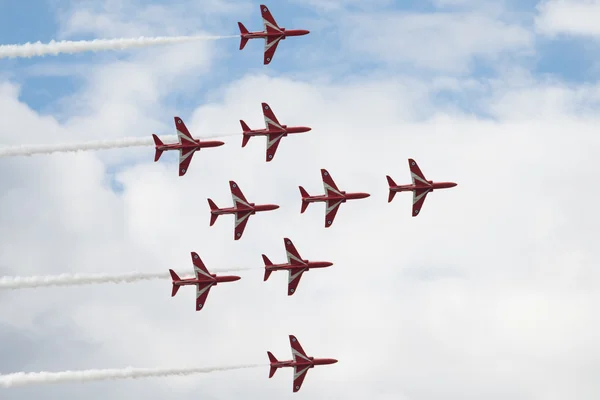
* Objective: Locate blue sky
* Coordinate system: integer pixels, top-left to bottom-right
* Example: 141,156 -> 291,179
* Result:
2,0 -> 598,117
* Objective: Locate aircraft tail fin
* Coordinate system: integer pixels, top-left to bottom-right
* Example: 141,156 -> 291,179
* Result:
386,175 -> 398,203
152,134 -> 164,162
267,351 -> 278,378
299,186 -> 310,213
240,120 -> 251,147
169,269 -> 181,297
238,22 -> 250,50
262,254 -> 273,281
207,199 -> 219,226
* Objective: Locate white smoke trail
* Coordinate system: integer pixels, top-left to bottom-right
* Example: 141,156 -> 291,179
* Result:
0,364 -> 262,388
0,133 -> 240,157
0,35 -> 238,59
0,268 -> 254,290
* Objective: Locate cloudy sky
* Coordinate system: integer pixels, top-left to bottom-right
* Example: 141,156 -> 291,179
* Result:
1,0 -> 599,398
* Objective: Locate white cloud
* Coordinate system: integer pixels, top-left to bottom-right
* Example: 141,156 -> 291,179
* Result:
338,11 -> 533,73
289,0 -> 393,12
56,0 -> 245,38
536,0 -> 600,37
1,1 -> 600,400
3,68 -> 600,398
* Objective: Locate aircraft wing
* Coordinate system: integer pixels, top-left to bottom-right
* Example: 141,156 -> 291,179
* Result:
321,169 -> 342,197
195,282 -> 213,311
262,103 -> 283,130
175,117 -> 196,145
290,335 -> 310,361
289,334 -> 311,391
264,36 -> 282,65
288,268 -> 307,295
234,210 -> 252,240
179,147 -> 197,176
412,188 -> 431,217
284,238 -> 305,265
261,4 -> 282,33
191,252 -> 212,280
292,365 -> 310,392
229,181 -> 251,208
409,158 -> 430,186
265,133 -> 284,162
324,199 -> 343,228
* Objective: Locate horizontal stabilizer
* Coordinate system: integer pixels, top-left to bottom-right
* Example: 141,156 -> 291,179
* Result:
238,23 -> 249,49
152,134 -> 164,147
207,199 -> 219,226
267,351 -> 278,378
152,134 -> 164,162
299,186 -> 310,213
299,186 -> 309,198
388,190 -> 397,203
386,176 -> 398,202
169,269 -> 181,297
386,175 -> 397,187
207,198 -> 218,211
262,254 -> 273,266
169,269 -> 180,281
240,120 -> 251,132
300,199 -> 309,214
242,134 -> 251,148
263,255 -> 273,281
240,121 -> 251,147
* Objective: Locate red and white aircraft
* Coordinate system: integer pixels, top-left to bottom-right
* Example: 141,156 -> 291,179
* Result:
386,158 -> 457,216
208,181 -> 280,240
169,252 -> 240,312
263,238 -> 333,295
299,169 -> 370,227
240,102 -> 311,162
238,4 -> 310,64
268,335 -> 338,393
152,117 -> 225,176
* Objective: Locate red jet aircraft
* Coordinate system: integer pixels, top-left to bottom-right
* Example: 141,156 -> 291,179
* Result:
299,169 -> 370,227
152,117 -> 225,177
240,102 -> 311,162
263,238 -> 333,295
268,335 -> 338,393
169,252 -> 240,311
386,158 -> 457,216
238,4 -> 310,64
208,181 -> 280,240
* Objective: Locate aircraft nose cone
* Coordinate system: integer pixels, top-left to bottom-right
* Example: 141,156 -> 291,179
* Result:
324,262 -> 334,267
451,182 -> 457,187
232,276 -> 241,281
216,141 -> 225,146
272,205 -> 280,210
